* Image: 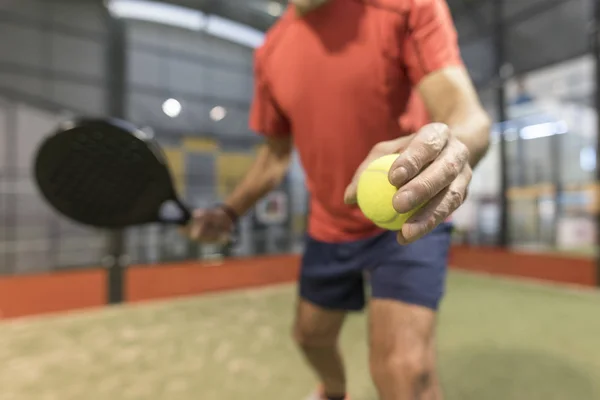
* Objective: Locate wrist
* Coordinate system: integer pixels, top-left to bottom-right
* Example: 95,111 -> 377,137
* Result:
218,203 -> 239,224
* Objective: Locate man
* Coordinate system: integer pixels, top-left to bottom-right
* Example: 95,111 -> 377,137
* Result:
186,0 -> 490,399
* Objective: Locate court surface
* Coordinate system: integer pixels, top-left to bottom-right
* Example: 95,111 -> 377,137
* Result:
1,272 -> 599,400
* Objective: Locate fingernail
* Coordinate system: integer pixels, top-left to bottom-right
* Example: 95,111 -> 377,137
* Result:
344,189 -> 357,204
396,231 -> 407,245
390,167 -> 408,186
394,191 -> 415,213
402,221 -> 425,243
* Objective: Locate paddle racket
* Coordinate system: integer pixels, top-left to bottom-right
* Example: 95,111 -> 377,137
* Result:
34,118 -> 192,229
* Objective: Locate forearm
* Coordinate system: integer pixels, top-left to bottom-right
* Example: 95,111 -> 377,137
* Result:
446,109 -> 491,168
224,139 -> 291,216
417,66 -> 492,168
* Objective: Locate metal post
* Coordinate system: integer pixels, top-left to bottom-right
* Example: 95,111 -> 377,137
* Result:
3,102 -> 17,274
494,0 -> 509,247
592,0 -> 600,286
105,13 -> 127,303
550,130 -> 563,248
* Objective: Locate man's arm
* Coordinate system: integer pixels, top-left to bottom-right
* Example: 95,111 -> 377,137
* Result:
230,43 -> 293,216
400,0 -> 490,166
417,65 -> 491,167
224,136 -> 293,216
345,0 -> 491,244
344,66 -> 491,242
185,136 -> 291,243
381,66 -> 489,242
186,43 -> 293,243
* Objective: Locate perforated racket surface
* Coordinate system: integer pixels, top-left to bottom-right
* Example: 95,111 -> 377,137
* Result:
34,118 -> 191,229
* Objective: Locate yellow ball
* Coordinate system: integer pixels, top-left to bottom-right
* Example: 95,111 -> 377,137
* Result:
357,154 -> 419,231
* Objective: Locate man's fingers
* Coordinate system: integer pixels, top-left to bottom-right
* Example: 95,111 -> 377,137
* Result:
343,179 -> 359,205
397,166 -> 471,244
188,221 -> 204,240
389,123 -> 450,188
344,135 -> 417,205
185,207 -> 236,244
187,211 -> 221,242
200,218 -> 222,242
392,138 -> 469,213
344,157 -> 375,204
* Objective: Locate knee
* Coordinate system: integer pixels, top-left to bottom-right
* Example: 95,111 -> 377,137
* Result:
370,347 -> 433,388
292,322 -> 338,349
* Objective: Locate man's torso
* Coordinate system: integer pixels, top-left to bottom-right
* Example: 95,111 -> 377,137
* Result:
255,0 -> 449,242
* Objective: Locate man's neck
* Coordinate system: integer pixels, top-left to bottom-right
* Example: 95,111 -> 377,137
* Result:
294,0 -> 330,15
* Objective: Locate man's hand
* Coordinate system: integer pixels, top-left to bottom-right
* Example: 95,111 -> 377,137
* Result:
183,207 -> 235,244
344,123 -> 471,244
389,123 -> 471,243
344,134 -> 416,204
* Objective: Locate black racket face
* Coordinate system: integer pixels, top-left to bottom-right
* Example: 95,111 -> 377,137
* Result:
34,118 -> 190,229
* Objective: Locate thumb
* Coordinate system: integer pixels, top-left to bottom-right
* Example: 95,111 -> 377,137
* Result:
344,176 -> 359,204
345,157 -> 373,204
186,209 -> 206,240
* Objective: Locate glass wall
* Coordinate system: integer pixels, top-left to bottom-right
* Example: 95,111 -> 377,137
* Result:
452,0 -> 595,256
504,56 -> 595,254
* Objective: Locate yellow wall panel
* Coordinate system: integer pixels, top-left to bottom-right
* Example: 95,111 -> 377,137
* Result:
217,152 -> 255,198
292,213 -> 307,234
162,147 -> 185,196
507,184 -> 555,199
183,138 -> 218,152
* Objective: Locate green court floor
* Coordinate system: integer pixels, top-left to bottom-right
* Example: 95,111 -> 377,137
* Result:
1,272 -> 599,400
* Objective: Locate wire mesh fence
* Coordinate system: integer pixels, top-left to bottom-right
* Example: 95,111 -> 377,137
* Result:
0,169 -> 305,276
0,96 -> 306,276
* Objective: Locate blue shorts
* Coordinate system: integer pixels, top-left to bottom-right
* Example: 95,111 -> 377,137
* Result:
299,223 -> 453,311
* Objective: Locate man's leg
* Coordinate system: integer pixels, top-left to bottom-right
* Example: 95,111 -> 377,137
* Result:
293,299 -> 347,399
422,335 -> 442,400
366,223 -> 453,400
296,234 -> 369,399
369,299 -> 440,400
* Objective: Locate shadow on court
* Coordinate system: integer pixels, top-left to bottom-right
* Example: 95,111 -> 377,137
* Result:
440,347 -> 598,400
355,347 -> 598,400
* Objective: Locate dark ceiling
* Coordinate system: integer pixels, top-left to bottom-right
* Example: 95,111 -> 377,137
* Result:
448,0 -> 589,86
168,0 -> 590,87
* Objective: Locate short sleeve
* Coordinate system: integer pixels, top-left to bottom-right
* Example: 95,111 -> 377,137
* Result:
404,0 -> 463,86
249,52 -> 291,137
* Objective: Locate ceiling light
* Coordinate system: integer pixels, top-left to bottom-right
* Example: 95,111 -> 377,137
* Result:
162,98 -> 182,118
106,0 -> 264,48
210,106 -> 226,121
107,0 -> 207,31
580,146 -> 596,172
206,15 -> 265,48
267,1 -> 283,17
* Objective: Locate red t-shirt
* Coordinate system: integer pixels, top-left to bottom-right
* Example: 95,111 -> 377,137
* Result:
250,0 -> 463,243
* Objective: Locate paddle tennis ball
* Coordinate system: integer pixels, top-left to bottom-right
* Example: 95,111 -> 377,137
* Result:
357,154 -> 420,231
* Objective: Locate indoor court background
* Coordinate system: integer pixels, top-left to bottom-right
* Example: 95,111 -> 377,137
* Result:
0,0 -> 599,399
